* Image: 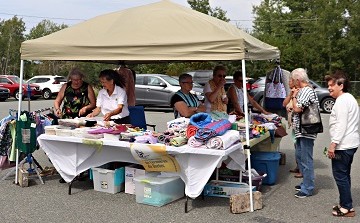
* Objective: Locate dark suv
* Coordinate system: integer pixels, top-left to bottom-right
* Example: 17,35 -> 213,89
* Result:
249,77 -> 335,113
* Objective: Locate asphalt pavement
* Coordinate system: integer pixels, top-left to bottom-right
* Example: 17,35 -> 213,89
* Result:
0,99 -> 359,222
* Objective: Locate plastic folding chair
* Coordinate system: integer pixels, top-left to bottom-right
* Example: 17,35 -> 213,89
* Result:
128,106 -> 156,131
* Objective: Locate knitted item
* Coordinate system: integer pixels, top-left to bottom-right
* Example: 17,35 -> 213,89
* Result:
195,128 -> 216,142
188,136 -> 204,147
203,119 -> 232,136
186,125 -> 198,138
189,112 -> 212,128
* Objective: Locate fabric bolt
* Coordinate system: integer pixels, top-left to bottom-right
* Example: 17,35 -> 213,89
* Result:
203,119 -> 232,136
186,125 -> 198,138
295,137 -> 315,195
170,136 -> 188,147
189,112 -> 212,128
187,136 -> 204,148
331,148 -> 357,210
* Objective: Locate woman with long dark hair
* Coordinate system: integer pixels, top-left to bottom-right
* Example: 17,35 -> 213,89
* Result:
87,69 -> 130,124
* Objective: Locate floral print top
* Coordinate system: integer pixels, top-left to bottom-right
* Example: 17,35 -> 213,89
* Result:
62,81 -> 90,119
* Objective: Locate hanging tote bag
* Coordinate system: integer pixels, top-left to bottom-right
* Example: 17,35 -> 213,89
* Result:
264,67 -> 287,110
300,91 -> 323,134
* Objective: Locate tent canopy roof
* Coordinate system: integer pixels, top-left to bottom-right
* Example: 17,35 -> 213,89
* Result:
20,0 -> 280,63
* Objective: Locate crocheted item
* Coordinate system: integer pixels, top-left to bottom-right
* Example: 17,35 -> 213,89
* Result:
189,112 -> 212,128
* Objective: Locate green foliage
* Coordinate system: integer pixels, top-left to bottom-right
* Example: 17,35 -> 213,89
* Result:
252,0 -> 360,82
0,16 -> 26,75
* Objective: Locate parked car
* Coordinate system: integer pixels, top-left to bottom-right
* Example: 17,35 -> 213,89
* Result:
0,75 -> 42,100
185,70 -> 212,86
0,87 -> 10,101
26,75 -> 67,99
185,70 -> 253,91
249,76 -> 335,113
135,74 -> 204,107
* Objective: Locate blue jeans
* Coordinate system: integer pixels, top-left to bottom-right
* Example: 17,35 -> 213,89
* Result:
295,137 -> 315,195
332,148 -> 357,210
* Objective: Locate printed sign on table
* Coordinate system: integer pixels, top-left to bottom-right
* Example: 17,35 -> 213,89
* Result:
130,143 -> 180,172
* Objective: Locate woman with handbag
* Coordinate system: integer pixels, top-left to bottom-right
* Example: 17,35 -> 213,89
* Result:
325,71 -> 359,217
290,68 -> 321,198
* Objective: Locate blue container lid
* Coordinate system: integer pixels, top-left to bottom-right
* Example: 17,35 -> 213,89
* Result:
251,152 -> 281,161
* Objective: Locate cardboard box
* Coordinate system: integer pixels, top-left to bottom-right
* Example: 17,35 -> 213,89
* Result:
125,164 -> 146,194
203,180 -> 256,198
18,167 -> 29,187
230,191 -> 263,214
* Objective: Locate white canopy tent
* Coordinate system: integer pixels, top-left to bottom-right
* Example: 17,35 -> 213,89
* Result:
18,0 -> 280,211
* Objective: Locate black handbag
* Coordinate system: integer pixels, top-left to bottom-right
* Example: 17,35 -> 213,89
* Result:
300,91 -> 323,134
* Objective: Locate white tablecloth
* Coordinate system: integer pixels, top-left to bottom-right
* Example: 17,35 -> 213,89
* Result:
37,134 -> 246,198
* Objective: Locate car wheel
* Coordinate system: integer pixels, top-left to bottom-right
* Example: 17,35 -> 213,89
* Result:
321,97 -> 335,113
42,89 -> 52,100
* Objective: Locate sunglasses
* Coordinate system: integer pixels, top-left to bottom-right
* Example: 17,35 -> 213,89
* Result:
181,81 -> 194,84
217,75 -> 226,78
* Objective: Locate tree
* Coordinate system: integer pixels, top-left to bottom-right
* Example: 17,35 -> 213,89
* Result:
252,0 -> 360,82
0,17 -> 26,75
25,20 -> 69,79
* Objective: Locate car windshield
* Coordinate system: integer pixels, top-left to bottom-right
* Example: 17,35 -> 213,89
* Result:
9,76 -> 25,84
170,76 -> 202,87
161,75 -> 180,86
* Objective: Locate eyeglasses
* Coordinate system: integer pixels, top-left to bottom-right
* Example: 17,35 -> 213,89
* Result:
181,81 -> 194,84
217,75 -> 226,78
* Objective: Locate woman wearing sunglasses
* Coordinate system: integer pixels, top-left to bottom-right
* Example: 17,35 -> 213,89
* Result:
203,65 -> 228,113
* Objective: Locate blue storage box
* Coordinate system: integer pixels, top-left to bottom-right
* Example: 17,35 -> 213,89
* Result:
92,167 -> 125,194
250,152 -> 281,185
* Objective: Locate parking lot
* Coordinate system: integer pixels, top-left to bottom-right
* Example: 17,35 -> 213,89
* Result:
0,99 -> 359,222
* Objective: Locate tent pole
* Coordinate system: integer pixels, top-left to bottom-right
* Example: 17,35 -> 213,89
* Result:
242,59 -> 254,212
15,60 -> 24,184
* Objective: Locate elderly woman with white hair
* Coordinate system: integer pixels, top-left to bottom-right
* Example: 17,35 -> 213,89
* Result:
290,68 -> 320,199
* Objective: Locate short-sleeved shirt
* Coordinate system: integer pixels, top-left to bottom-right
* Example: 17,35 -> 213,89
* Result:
293,86 -> 319,139
96,85 -> 129,119
171,91 -> 200,118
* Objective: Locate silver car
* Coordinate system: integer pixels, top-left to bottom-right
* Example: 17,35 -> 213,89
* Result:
135,74 -> 204,107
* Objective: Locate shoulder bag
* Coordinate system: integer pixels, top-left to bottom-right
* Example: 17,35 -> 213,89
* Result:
300,90 -> 323,134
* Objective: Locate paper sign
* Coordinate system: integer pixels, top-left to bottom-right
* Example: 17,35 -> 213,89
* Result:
130,143 -> 180,172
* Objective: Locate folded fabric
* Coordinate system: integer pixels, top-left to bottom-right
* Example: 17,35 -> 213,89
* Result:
203,119 -> 232,136
157,134 -> 167,144
187,136 -> 204,148
189,112 -> 212,128
194,128 -> 216,142
87,128 -> 114,134
205,130 -> 240,150
170,136 -> 188,147
205,137 -> 223,150
209,111 -> 229,121
134,135 -> 158,144
186,125 -> 198,138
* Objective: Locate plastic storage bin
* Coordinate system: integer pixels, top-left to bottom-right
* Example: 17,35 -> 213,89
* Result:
92,167 -> 125,194
134,175 -> 185,207
250,152 -> 281,185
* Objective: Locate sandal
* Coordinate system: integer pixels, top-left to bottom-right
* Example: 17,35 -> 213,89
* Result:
332,207 -> 355,217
